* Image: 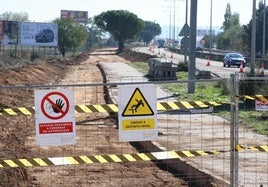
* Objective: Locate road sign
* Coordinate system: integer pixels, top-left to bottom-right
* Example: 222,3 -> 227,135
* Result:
118,85 -> 157,142
200,39 -> 205,45
34,89 -> 75,146
179,23 -> 190,36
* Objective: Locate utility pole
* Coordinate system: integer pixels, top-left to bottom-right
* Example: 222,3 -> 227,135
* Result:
209,0 -> 213,58
251,0 -> 256,75
173,0 -> 176,41
262,0 -> 266,65
184,0 -> 188,63
188,0 -> 197,93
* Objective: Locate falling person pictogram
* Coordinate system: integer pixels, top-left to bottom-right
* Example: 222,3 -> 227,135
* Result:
129,99 -> 144,114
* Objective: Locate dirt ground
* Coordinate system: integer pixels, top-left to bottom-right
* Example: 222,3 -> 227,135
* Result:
0,48 -> 188,186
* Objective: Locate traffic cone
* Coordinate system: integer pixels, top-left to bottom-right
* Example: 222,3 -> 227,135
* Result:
206,56 -> 211,66
170,52 -> 173,59
239,61 -> 244,73
260,62 -> 264,76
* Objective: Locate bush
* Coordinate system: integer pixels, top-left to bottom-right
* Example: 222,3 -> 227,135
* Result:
30,52 -> 39,61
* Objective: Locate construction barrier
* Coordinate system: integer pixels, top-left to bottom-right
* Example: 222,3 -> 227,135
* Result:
0,101 -> 222,116
0,145 -> 266,169
1,95 -> 267,116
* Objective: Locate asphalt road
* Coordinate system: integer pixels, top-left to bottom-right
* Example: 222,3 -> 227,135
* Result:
133,46 -> 268,79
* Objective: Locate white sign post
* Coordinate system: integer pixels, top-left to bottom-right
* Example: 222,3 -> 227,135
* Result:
34,89 -> 75,146
118,85 -> 157,142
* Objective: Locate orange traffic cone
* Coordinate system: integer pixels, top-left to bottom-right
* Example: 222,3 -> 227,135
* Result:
239,61 -> 244,73
206,56 -> 211,66
260,62 -> 264,76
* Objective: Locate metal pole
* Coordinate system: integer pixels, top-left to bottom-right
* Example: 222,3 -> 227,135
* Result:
170,6 -> 172,40
262,0 -> 266,64
188,0 -> 197,93
173,0 -> 176,41
209,0 -> 213,55
184,0 -> 188,63
230,73 -> 239,187
251,0 -> 257,75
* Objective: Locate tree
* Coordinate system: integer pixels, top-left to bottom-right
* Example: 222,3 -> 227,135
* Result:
140,21 -> 161,46
0,11 -> 29,21
54,18 -> 88,57
242,2 -> 268,55
94,10 -> 145,52
216,3 -> 244,51
85,18 -> 104,49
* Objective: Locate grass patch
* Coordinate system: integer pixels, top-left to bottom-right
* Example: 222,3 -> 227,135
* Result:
217,110 -> 268,135
129,61 -> 229,103
129,61 -> 268,135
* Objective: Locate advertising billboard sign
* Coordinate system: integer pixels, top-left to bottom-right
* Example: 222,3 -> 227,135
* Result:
61,10 -> 88,23
20,22 -> 58,46
0,20 -> 19,45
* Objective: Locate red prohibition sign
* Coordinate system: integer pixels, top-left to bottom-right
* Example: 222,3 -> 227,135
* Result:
41,91 -> 70,120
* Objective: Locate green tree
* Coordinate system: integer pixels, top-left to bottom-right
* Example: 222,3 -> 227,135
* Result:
203,34 -> 216,48
242,2 -> 268,55
140,21 -> 161,46
94,10 -> 145,52
0,11 -> 29,21
216,3 -> 244,51
54,18 -> 88,57
85,18 -> 104,48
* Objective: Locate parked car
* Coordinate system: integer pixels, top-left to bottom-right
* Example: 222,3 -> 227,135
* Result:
35,29 -> 54,43
223,52 -> 246,68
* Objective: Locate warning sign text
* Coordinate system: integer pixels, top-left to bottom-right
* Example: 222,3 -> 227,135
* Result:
122,119 -> 155,130
39,122 -> 73,134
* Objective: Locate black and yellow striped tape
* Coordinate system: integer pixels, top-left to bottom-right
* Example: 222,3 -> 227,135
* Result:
0,101 -> 222,116
0,149 -> 226,169
0,145 -> 266,169
0,95 -> 266,116
243,95 -> 268,101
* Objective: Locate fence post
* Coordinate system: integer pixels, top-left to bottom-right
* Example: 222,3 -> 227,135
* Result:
230,73 -> 239,187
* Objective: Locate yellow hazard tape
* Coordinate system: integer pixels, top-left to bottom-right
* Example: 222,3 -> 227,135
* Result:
0,95 -> 266,116
0,149 -> 226,169
0,101 -> 222,116
242,95 -> 268,101
0,145 -> 266,168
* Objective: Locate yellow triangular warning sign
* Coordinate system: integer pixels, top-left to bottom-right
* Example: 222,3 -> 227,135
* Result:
122,88 -> 154,116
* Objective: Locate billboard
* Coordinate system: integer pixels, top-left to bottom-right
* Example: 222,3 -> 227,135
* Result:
61,10 -> 88,23
20,22 -> 58,46
0,20 -> 19,45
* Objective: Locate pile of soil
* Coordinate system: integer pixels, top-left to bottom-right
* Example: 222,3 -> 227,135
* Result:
0,48 -> 188,186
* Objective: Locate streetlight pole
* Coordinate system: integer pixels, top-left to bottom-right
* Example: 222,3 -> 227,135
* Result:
251,0 -> 257,75
262,0 -> 266,65
173,0 -> 176,41
184,0 -> 188,63
209,0 -> 213,57
188,0 -> 197,93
